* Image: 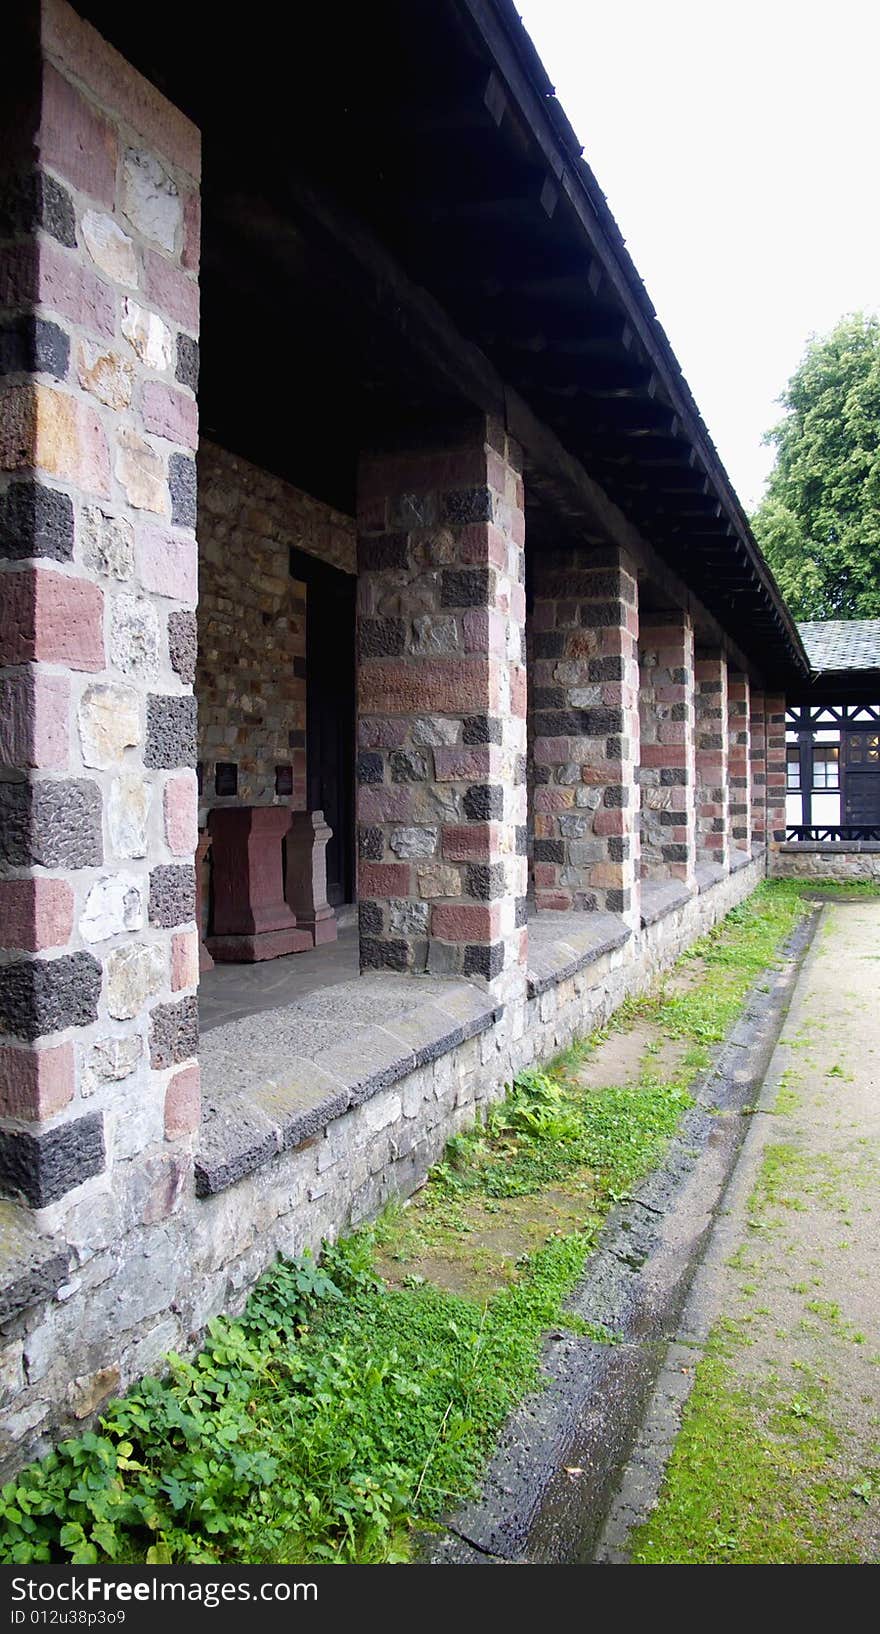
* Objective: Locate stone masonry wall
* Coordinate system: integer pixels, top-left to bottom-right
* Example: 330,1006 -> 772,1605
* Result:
694,650 -> 730,866
0,853 -> 763,1473
0,0 -> 201,1398
530,546 -> 641,928
771,844 -> 880,881
638,612 -> 696,885
750,689 -> 767,845
196,439 -> 355,815
356,418 -> 528,999
727,671 -> 751,851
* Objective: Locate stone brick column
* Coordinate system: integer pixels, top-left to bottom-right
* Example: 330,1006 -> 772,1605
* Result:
694,651 -> 730,869
356,417 -> 527,999
0,1 -> 201,1210
530,547 -> 640,930
637,611 -> 696,887
727,672 -> 752,853
749,689 -> 767,848
765,693 -> 788,853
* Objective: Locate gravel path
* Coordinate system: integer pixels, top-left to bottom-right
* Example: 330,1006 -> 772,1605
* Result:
599,899 -> 880,1564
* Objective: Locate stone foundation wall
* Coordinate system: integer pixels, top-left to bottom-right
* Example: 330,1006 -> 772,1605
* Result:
771,845 -> 880,881
196,440 -> 355,814
0,855 -> 763,1474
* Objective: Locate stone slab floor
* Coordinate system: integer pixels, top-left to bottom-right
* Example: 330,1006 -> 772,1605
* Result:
600,899 -> 880,1564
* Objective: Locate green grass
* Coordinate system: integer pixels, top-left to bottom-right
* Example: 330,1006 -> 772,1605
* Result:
0,880 -> 824,1567
628,1348 -> 859,1564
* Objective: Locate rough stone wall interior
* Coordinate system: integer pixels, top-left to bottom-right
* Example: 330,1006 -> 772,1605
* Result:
355,418 -> 528,998
727,672 -> 752,850
694,651 -> 730,865
530,546 -> 641,929
637,613 -> 696,884
195,439 -> 355,816
0,856 -> 762,1474
0,0 -> 201,1416
750,689 -> 767,843
765,693 -> 787,847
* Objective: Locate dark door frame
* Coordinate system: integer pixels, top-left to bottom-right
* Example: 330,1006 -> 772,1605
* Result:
289,546 -> 356,906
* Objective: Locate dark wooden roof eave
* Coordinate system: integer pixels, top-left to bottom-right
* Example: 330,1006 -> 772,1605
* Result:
454,0 -> 809,684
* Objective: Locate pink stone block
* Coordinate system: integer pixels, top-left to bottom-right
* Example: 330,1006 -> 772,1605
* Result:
357,786 -> 412,823
141,381 -> 198,450
0,670 -> 69,769
358,716 -> 408,749
39,64 -> 117,206
433,745 -> 491,782
137,525 -> 197,602
164,772 -> 198,856
165,1063 -> 200,1137
431,902 -> 498,942
0,1041 -> 75,1119
359,862 -> 411,898
171,929 -> 200,991
144,249 -> 199,333
42,0 -> 201,179
0,242 -> 114,340
0,878 -> 74,951
182,189 -> 201,272
38,239 -> 116,340
0,568 -> 104,671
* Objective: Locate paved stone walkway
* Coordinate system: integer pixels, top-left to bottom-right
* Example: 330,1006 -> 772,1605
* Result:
599,899 -> 880,1564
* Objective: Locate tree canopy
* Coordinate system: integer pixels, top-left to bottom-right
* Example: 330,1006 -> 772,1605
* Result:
751,312 -> 880,620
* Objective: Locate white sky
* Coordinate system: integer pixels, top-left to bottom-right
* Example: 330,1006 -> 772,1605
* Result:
515,0 -> 880,510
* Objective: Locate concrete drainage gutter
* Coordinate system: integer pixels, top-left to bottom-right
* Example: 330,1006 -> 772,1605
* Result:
425,908 -> 820,1566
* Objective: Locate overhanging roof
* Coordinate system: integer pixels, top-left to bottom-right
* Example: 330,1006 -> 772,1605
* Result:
77,0 -> 809,687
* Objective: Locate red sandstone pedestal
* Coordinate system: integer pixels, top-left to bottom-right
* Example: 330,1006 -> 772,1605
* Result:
196,830 -> 214,972
285,809 -> 337,945
206,806 -> 313,962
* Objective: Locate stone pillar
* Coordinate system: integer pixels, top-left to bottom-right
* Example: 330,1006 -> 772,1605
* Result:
765,693 -> 788,853
530,546 -> 640,930
727,672 -> 752,854
356,417 -> 527,999
0,1 -> 202,1210
637,611 -> 696,888
749,690 -> 767,848
694,651 -> 730,869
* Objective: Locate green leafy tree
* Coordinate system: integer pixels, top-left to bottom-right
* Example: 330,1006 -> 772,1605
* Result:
751,313 -> 880,619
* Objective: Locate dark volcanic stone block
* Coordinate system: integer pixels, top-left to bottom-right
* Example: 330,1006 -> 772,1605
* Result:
0,781 -> 102,869
463,714 -> 502,745
149,996 -> 199,1069
167,609 -> 197,684
440,567 -> 491,607
465,862 -> 506,900
358,900 -> 383,937
175,332 -> 199,391
0,317 -> 69,380
356,751 -> 384,785
464,941 -> 504,980
149,864 -> 196,929
463,784 -> 503,821
145,695 -> 197,768
0,953 -> 101,1042
0,1114 -> 105,1207
168,453 -> 197,530
360,938 -> 409,971
0,479 -> 74,562
358,617 -> 406,659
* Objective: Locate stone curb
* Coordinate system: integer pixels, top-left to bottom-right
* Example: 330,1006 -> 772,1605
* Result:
194,983 -> 502,1197
424,906 -> 820,1565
